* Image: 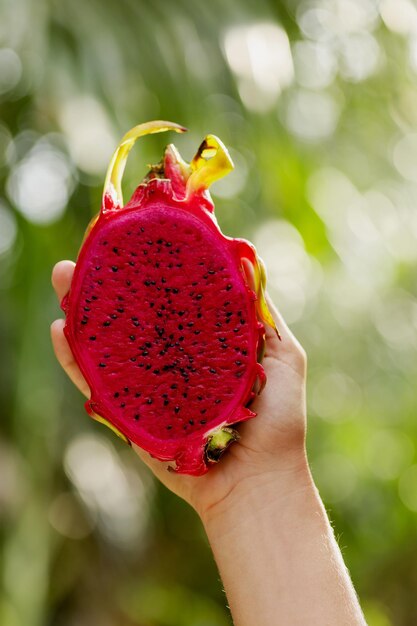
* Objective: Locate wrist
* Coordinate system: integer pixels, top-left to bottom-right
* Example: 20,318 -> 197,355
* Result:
201,448 -> 316,533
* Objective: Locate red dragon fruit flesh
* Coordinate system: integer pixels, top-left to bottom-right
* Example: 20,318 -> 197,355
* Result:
62,121 -> 279,476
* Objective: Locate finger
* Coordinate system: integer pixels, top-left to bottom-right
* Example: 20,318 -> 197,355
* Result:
264,293 -> 303,358
52,260 -> 75,303
51,319 -> 90,398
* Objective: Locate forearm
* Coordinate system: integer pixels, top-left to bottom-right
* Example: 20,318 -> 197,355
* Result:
203,459 -> 366,626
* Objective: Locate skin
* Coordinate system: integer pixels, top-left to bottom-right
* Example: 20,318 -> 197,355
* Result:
51,260 -> 367,626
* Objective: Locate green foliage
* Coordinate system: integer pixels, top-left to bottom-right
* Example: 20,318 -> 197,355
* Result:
1,0 -> 416,624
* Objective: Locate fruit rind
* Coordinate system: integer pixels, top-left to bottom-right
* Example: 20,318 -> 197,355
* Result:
63,121 -> 278,476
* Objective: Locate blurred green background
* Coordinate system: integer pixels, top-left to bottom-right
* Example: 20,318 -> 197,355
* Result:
1,0 -> 417,624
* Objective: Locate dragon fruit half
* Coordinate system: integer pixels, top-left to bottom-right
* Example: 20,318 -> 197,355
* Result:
62,121 -> 278,476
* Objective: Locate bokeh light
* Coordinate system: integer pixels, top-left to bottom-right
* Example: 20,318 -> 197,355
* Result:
1,1 -> 417,624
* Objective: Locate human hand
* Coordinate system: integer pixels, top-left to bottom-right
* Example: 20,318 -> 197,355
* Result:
51,259 -> 309,523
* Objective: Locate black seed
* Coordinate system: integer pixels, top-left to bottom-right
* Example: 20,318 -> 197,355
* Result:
89,336 -> 96,341
129,335 -> 136,341
182,392 -> 188,398
155,262 -> 160,268
95,266 -> 101,271
236,371 -> 243,378
215,322 -> 222,328
131,251 -> 137,257
102,241 -> 108,245
86,298 -> 91,303
159,350 -> 166,356
157,311 -> 163,317
147,240 -> 153,245
110,314 -> 117,319
97,279 -> 103,285
215,399 -> 221,404
129,261 -> 135,266
196,294 -> 202,300
84,306 -> 90,312
99,363 -> 106,367
111,266 -> 118,272
219,337 -> 226,342
81,319 -> 88,325
135,392 -> 141,398
197,313 -> 202,318
171,384 -> 178,389
192,281 -> 198,286
242,349 -> 248,355
126,280 -> 131,286
189,419 -> 194,425
134,414 -> 140,420
208,269 -> 215,275
233,327 -> 239,333
120,402 -> 126,408
104,353 -> 111,358
226,284 -> 232,291
200,419 -> 207,425
91,296 -> 98,301
235,360 -> 242,366
178,311 -> 185,316
174,406 -> 180,413
221,344 -> 228,349
224,301 -> 231,306
114,392 -> 120,398
133,321 -> 140,327
198,395 -> 203,401
178,324 -> 183,330
145,341 -> 152,348
144,279 -> 151,286
179,336 -> 184,342
200,409 -> 207,414
117,307 -> 124,313
140,227 -> 145,232
187,321 -> 194,327
113,247 -> 118,254
146,398 -> 152,404
157,238 -> 163,244
130,357 -> 137,362
145,364 -> 151,370
161,277 -> 167,283
226,312 -> 233,317
166,424 -> 172,429
142,350 -> 149,356
150,303 -> 155,308
172,288 -> 179,294
153,369 -> 160,375
166,242 -> 172,247
209,368 -> 217,374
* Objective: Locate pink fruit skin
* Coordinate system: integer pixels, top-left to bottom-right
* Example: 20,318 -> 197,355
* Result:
62,125 -> 275,476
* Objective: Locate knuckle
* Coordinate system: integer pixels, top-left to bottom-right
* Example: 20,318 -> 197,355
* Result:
293,343 -> 307,371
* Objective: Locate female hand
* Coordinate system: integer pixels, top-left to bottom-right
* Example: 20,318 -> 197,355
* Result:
51,259 -> 309,521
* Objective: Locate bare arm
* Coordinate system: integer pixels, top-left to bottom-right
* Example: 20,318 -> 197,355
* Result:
51,260 -> 367,626
203,465 -> 366,626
